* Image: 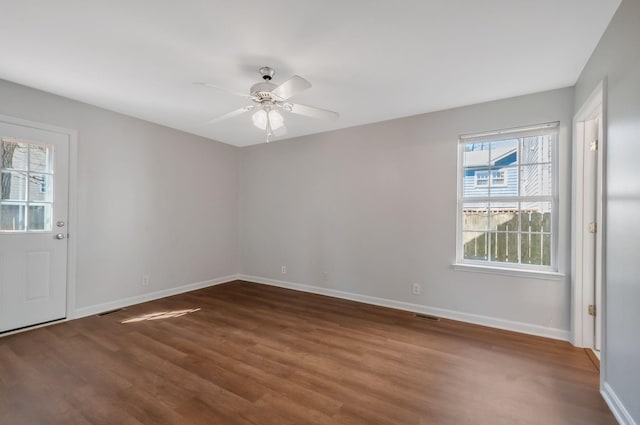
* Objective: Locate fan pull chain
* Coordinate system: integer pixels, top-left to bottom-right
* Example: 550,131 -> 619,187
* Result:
266,110 -> 272,143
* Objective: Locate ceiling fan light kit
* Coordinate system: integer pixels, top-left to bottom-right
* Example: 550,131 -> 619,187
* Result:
199,66 -> 339,143
251,108 -> 284,131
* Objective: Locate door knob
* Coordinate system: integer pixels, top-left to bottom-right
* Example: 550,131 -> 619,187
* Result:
55,233 -> 65,240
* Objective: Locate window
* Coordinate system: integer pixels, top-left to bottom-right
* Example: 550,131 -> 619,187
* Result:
457,122 -> 558,270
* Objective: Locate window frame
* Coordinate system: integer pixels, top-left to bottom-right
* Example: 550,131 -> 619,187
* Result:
456,122 -> 560,272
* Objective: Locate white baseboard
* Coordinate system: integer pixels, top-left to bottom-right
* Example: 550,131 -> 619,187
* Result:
238,274 -> 570,341
602,382 -> 637,425
72,274 -> 240,319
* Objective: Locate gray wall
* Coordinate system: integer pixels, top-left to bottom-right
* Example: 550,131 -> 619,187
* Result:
240,87 -> 574,336
575,0 -> 640,421
0,79 -> 239,310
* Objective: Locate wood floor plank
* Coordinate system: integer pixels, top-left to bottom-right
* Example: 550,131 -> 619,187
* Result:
0,280 -> 616,425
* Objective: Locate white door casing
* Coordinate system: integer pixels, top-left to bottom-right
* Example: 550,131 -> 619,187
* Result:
0,120 -> 70,333
594,114 -> 604,352
571,80 -> 605,355
581,116 -> 601,351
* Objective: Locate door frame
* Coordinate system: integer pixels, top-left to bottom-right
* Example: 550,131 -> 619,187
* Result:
571,80 -> 606,356
0,113 -> 78,324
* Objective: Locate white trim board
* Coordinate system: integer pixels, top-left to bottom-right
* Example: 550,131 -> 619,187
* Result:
571,79 -> 606,349
238,274 -> 570,341
602,382 -> 637,425
72,274 -> 240,319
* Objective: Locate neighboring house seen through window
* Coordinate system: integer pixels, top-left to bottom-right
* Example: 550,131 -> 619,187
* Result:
475,169 -> 507,187
457,122 -> 558,270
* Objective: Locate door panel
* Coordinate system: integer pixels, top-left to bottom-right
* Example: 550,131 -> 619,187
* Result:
0,120 -> 69,333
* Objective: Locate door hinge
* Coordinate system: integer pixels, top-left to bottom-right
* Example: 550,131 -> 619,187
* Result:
590,139 -> 598,151
588,304 -> 596,316
589,222 -> 597,233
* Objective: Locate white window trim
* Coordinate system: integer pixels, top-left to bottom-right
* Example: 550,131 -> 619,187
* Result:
452,262 -> 564,280
456,122 -> 560,273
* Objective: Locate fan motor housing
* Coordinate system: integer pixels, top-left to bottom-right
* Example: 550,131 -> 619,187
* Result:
250,81 -> 282,102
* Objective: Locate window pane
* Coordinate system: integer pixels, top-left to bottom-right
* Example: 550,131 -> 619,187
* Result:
521,232 -> 551,266
542,234 -> 551,266
521,135 -> 552,165
463,168 -> 489,198
463,231 -> 488,261
489,203 -> 518,231
489,138 -> 518,166
29,144 -> 53,173
520,164 -> 552,197
28,174 -> 52,202
28,204 -> 52,231
490,232 -> 519,263
0,204 -> 26,231
462,203 -> 489,231
488,166 -> 517,197
463,144 -> 490,168
520,202 -> 552,232
1,171 -> 27,201
1,140 -> 29,170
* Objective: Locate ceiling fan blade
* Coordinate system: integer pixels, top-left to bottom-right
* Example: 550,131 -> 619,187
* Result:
194,82 -> 251,98
271,75 -> 311,100
207,106 -> 254,124
285,103 -> 339,121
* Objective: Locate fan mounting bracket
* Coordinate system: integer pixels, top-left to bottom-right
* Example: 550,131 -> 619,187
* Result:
259,66 -> 275,81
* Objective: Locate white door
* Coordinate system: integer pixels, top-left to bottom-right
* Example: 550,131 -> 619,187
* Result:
0,120 -> 69,333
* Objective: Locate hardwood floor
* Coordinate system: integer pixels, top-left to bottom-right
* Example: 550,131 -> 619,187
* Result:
0,281 -> 616,425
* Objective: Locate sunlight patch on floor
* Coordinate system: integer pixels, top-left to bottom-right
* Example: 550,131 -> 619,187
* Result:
121,308 -> 201,323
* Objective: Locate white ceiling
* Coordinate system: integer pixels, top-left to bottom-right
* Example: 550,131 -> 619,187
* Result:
0,1 -> 620,147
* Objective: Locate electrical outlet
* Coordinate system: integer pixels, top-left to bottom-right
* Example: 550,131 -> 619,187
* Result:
142,275 -> 150,286
281,265 -> 287,274
412,283 -> 421,295
322,271 -> 329,282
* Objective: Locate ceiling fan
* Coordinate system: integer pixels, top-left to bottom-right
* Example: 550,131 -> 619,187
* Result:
195,67 -> 339,142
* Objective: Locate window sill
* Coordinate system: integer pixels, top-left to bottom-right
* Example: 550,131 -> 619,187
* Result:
452,263 -> 565,281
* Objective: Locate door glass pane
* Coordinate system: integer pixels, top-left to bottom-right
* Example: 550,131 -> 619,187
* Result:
29,144 -> 53,173
1,139 -> 29,170
28,174 -> 52,202
0,204 -> 26,231
1,171 -> 27,201
28,204 -> 52,231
